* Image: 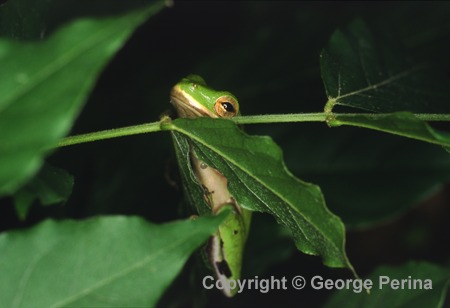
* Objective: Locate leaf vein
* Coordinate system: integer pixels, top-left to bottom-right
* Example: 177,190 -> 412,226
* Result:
50,229 -> 206,308
335,65 -> 423,101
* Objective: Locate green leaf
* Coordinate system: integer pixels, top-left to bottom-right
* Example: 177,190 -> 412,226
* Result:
321,19 -> 450,148
321,19 -> 450,114
12,164 -> 74,220
332,112 -> 450,147
0,214 -> 226,307
165,117 -> 353,270
325,261 -> 450,308
0,1 -> 165,196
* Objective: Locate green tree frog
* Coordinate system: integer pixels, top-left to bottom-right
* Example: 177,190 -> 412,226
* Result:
170,75 -> 252,297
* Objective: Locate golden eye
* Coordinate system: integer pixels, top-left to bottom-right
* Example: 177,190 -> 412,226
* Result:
214,96 -> 238,118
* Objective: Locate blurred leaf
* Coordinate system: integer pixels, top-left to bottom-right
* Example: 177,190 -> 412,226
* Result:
243,213 -> 295,276
0,213 -> 226,307
166,117 -> 352,270
284,128 -> 450,227
325,261 -> 450,308
0,1 -> 165,196
12,164 -> 73,220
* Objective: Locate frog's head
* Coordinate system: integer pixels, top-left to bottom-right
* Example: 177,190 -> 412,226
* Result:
170,74 -> 239,118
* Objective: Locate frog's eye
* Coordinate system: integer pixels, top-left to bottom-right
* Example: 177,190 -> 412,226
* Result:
214,96 -> 238,118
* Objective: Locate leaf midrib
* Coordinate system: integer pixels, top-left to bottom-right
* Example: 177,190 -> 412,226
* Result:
333,66 -> 423,102
178,125 -> 345,264
46,228 -> 208,308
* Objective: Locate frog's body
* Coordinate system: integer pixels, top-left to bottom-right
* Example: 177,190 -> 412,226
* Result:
170,75 -> 251,297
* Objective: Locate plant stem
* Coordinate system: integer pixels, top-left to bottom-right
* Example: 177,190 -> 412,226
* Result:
57,112 -> 450,147
233,113 -> 450,124
232,113 -> 327,124
57,121 -> 161,147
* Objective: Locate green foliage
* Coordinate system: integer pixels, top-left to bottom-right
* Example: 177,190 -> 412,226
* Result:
0,0 -> 164,195
321,20 -> 450,114
0,213 -> 226,307
0,1 -> 449,307
321,20 -> 450,148
332,112 -> 450,147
